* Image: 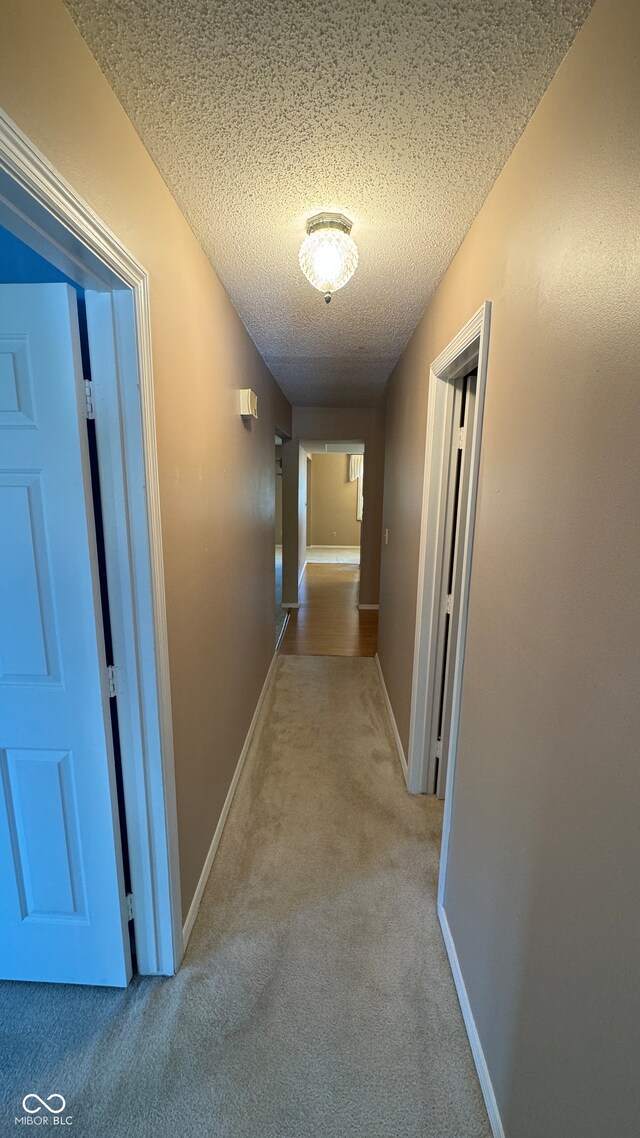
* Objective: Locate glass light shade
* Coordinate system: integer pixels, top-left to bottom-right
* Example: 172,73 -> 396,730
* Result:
299,225 -> 359,296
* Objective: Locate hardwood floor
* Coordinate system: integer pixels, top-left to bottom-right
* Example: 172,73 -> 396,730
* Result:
279,562 -> 378,657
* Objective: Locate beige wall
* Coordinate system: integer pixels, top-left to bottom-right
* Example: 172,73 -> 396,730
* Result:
298,447 -> 308,582
0,0 -> 292,919
378,0 -> 640,1133
293,408 -> 384,606
281,440 -> 307,603
308,454 -> 361,547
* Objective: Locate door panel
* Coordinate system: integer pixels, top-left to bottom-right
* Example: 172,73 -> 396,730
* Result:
1,747 -> 86,920
427,378 -> 464,796
426,372 -> 478,799
0,284 -> 132,986
0,473 -> 60,681
437,375 -> 477,797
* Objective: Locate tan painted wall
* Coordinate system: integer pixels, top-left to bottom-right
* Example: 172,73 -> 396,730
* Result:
281,440 -> 308,604
298,447 -> 308,582
293,408 -> 384,606
0,0 -> 292,919
308,454 -> 361,547
378,0 -> 640,1133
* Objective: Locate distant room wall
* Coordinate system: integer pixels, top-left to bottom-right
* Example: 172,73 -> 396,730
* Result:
308,453 -> 361,546
0,225 -> 80,288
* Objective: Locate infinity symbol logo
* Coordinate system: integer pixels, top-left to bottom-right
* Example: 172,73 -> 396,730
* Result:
22,1094 -> 66,1115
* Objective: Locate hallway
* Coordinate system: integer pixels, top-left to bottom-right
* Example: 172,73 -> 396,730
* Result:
0,656 -> 489,1137
279,563 -> 378,657
2,1 -> 637,1133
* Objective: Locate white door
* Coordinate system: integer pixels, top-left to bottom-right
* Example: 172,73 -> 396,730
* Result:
0,283 -> 132,986
428,370 -> 477,798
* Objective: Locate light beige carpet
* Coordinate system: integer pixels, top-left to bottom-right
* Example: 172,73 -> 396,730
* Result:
0,656 -> 490,1137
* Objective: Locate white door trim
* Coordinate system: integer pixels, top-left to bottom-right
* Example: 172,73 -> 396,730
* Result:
0,108 -> 182,974
406,302 -> 491,795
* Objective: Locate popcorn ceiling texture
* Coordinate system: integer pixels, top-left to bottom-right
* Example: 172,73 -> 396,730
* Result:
63,0 -> 593,406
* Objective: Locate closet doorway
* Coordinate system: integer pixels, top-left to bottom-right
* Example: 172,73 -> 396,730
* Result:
407,303 -> 491,801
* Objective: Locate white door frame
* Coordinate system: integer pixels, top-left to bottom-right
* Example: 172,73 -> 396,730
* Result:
0,108 -> 182,975
406,302 -> 491,795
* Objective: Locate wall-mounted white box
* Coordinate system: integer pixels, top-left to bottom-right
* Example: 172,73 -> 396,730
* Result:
239,389 -> 258,419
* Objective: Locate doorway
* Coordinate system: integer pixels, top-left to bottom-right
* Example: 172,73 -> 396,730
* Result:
306,443 -> 363,567
274,432 -> 288,648
406,304 -> 491,799
279,440 -> 376,657
0,109 -> 181,982
428,368 -> 477,798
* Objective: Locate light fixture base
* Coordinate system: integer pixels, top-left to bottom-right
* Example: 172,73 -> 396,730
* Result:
306,212 -> 353,237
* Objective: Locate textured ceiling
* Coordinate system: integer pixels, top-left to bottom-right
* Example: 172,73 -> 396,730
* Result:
64,0 -> 593,406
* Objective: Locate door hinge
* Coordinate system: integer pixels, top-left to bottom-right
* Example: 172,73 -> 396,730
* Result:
446,594 -> 453,615
107,664 -> 117,698
84,378 -> 96,420
458,426 -> 465,450
435,738 -> 443,760
126,893 -> 134,921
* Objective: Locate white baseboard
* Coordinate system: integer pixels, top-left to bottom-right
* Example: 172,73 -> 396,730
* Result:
275,610 -> 290,651
358,603 -> 379,610
438,904 -> 505,1138
374,652 -> 409,783
298,558 -> 307,586
182,652 -> 279,950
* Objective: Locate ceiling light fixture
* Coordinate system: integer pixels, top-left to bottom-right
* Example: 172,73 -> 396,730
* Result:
299,213 -> 358,304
